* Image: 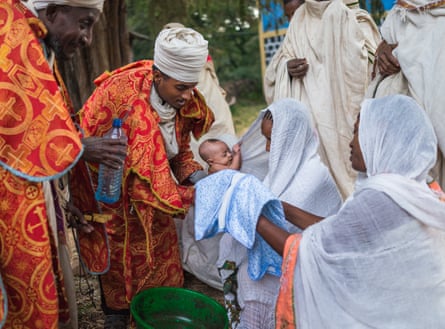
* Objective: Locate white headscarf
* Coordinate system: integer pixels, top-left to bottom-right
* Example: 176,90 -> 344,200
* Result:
28,0 -> 104,11
262,98 -> 342,219
240,98 -> 342,220
154,27 -> 208,83
358,94 -> 445,229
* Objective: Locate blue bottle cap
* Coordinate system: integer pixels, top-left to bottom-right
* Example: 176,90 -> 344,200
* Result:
112,118 -> 122,128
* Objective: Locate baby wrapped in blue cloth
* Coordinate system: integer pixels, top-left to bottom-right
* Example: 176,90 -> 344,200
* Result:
194,169 -> 287,280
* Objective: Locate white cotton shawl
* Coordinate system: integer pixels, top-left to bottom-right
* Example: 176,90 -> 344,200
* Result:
262,0 -> 380,199
294,95 -> 445,329
367,0 -> 445,186
150,88 -> 179,160
359,95 -> 445,228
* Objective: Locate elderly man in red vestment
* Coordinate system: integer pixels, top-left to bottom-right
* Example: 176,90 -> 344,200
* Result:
0,1 -> 126,328
78,27 -> 214,328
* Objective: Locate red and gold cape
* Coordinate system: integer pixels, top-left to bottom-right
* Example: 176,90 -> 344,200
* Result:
0,0 -> 83,181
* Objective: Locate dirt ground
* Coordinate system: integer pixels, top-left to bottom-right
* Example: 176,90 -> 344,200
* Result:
75,270 -> 224,328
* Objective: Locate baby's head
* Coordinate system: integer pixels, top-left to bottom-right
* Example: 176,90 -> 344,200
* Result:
199,139 -> 233,168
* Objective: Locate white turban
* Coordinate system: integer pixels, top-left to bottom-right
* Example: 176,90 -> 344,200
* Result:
29,0 -> 104,12
154,27 -> 208,83
163,22 -> 185,30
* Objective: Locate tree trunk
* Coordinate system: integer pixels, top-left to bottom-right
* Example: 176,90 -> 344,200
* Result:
58,1 -> 131,112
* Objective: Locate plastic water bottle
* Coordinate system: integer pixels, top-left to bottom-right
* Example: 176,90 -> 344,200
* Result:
95,118 -> 126,204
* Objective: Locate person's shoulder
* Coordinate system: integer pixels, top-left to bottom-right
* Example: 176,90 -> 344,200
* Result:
93,60 -> 154,87
348,188 -> 401,212
352,187 -> 389,200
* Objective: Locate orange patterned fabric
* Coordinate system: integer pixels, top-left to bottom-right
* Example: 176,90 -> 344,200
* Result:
276,234 -> 301,329
79,60 -> 214,309
428,180 -> 445,202
0,273 -> 6,328
0,1 -> 82,328
396,0 -> 445,11
0,0 -> 83,181
0,169 -> 60,328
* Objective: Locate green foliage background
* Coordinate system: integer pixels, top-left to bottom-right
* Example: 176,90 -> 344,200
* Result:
126,0 -> 385,134
127,0 -> 261,86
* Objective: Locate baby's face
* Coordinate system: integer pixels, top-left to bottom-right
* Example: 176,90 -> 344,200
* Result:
211,141 -> 233,166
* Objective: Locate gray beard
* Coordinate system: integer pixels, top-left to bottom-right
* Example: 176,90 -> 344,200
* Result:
47,36 -> 66,61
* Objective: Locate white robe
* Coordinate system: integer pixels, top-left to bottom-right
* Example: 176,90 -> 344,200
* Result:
366,0 -> 445,188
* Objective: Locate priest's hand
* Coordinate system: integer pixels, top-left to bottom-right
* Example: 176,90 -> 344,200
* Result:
81,136 -> 127,170
64,202 -> 94,234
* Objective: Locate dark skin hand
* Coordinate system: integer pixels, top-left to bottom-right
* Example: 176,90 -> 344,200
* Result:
81,136 -> 127,170
376,40 -> 400,77
69,136 -> 127,232
287,58 -> 309,79
64,201 -> 94,233
68,136 -> 127,232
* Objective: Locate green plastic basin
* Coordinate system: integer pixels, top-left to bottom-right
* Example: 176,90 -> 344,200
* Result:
130,287 -> 229,329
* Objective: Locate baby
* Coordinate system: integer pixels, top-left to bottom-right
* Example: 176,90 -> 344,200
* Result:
198,138 -> 242,174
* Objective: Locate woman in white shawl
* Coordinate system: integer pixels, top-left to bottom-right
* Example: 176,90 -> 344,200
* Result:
256,94 -> 445,328
196,98 -> 342,328
236,98 -> 342,329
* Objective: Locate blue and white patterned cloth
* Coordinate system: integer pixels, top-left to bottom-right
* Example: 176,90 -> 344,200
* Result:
194,169 -> 287,280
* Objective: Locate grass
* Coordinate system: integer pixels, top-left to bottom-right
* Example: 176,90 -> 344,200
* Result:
231,94 -> 267,137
